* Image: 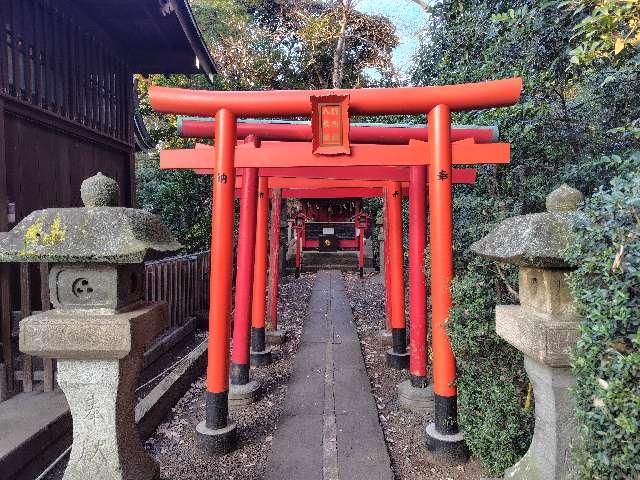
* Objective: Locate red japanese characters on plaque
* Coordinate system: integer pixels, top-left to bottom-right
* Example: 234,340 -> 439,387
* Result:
310,94 -> 350,155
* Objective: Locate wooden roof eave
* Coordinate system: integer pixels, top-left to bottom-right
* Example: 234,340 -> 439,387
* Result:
171,0 -> 217,82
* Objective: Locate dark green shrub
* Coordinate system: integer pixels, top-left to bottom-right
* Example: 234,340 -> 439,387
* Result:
565,152 -> 640,479
449,259 -> 534,474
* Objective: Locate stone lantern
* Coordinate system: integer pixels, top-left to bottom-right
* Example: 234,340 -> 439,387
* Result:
0,173 -> 181,480
470,185 -> 583,480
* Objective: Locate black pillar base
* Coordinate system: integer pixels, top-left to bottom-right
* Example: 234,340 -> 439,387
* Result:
250,347 -> 273,366
385,348 -> 409,370
197,391 -> 237,455
376,329 -> 393,345
425,422 -> 468,465
295,267 -> 301,278
266,328 -> 286,345
359,266 -> 364,278
196,420 -> 237,455
230,362 -> 250,386
228,380 -> 261,406
425,393 -> 468,464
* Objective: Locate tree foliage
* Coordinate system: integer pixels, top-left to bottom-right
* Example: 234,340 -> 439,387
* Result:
565,152 -> 640,480
411,0 -> 638,474
135,1 -> 399,251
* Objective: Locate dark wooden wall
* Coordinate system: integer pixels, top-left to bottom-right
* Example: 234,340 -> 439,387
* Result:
0,0 -> 137,398
0,0 -> 136,216
2,100 -> 133,217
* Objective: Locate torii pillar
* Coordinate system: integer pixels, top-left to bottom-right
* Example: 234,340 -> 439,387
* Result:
196,109 -> 238,454
250,177 -> 273,364
425,104 -> 468,462
266,188 -> 286,344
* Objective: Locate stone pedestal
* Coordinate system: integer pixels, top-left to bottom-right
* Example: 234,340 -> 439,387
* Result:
58,357 -> 158,480
228,379 -> 261,407
250,347 -> 273,366
385,348 -> 409,370
397,380 -> 434,413
266,328 -> 286,345
376,329 -> 393,345
20,304 -> 167,480
504,357 -> 575,480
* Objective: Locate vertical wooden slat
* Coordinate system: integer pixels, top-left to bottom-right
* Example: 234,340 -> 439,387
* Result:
172,262 -> 178,327
175,260 -> 181,326
179,260 -> 184,325
19,264 -> 32,392
54,6 -> 64,114
90,35 -> 98,130
80,30 -> 87,125
188,258 -> 194,316
46,2 -> 55,110
40,262 -> 54,392
106,52 -> 114,136
163,263 -> 170,326
152,264 -> 158,302
0,0 -> 5,93
96,42 -> 103,132
0,98 -> 14,396
35,0 -> 45,107
12,0 -> 25,98
23,0 -> 35,102
4,0 -> 15,95
60,10 -> 69,118
0,265 -> 11,396
72,24 -> 80,121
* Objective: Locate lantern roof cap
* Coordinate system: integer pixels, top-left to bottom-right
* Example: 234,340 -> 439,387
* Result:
470,185 -> 583,268
0,174 -> 182,264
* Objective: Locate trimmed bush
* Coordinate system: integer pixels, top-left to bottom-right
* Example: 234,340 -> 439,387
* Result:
449,259 -> 534,474
565,152 -> 640,479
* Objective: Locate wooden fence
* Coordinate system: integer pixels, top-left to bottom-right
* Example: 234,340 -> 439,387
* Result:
144,251 -> 211,329
0,251 -> 210,400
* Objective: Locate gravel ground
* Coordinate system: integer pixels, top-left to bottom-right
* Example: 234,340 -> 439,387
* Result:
343,271 -> 486,480
146,272 -> 315,480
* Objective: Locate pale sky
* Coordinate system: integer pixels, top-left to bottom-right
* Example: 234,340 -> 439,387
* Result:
356,0 -> 428,76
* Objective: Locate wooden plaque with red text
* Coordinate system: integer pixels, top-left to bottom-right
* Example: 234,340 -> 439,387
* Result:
310,94 -> 350,155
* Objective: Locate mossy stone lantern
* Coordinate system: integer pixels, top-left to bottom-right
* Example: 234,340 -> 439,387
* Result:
0,173 -> 181,480
470,185 -> 583,480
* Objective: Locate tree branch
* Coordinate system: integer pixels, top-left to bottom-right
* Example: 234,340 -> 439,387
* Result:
407,0 -> 431,12
495,264 -> 520,301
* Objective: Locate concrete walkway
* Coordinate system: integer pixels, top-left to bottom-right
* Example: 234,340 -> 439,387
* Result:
265,270 -> 393,480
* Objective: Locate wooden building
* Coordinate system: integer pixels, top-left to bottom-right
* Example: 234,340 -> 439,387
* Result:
0,0 -> 216,399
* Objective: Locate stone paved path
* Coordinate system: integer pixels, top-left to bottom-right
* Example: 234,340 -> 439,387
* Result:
265,270 -> 393,480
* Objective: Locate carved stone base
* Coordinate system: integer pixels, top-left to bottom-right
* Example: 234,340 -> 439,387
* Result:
397,380 -> 434,413
504,356 -> 576,480
266,329 -> 286,345
58,354 -> 159,480
376,329 -> 393,346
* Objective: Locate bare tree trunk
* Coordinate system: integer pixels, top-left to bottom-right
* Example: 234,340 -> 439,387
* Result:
331,0 -> 351,89
407,0 -> 431,12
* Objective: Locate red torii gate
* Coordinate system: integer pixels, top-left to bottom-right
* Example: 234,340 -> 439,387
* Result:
150,78 -> 522,461
164,145 -> 478,368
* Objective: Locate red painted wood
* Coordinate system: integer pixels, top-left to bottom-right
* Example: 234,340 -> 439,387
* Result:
409,166 -> 428,378
428,105 -> 457,398
207,109 -> 236,395
150,77 -> 523,117
178,119 -> 498,144
267,189 -> 282,330
160,140 -> 510,169
231,167 -> 258,368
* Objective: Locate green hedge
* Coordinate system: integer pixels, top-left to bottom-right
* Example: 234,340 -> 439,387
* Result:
449,258 -> 534,474
565,152 -> 640,479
